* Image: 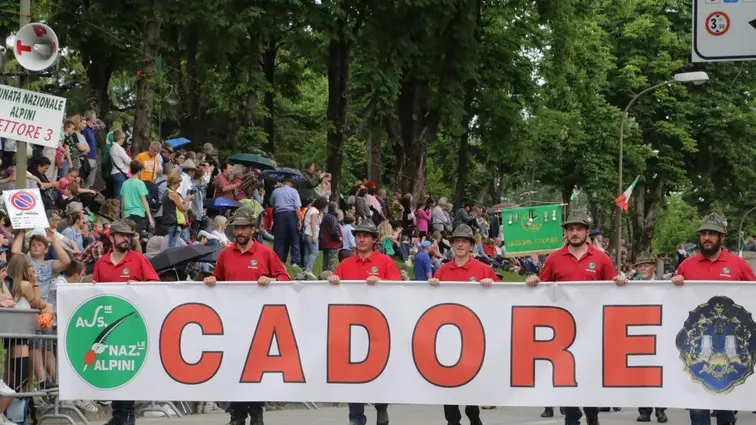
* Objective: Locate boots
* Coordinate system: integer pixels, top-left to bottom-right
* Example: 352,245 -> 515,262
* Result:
104,413 -> 136,425
656,410 -> 668,424
541,408 -> 554,418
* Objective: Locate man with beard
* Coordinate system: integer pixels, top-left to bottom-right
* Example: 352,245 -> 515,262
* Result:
632,253 -> 668,423
204,207 -> 290,425
328,220 -> 400,425
526,211 -> 627,425
92,220 -> 159,425
672,213 -> 755,425
427,224 -> 498,425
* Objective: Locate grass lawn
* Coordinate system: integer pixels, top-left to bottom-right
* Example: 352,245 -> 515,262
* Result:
284,249 -> 526,282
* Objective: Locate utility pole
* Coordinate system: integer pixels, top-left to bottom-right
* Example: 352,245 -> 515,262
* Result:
15,0 -> 30,189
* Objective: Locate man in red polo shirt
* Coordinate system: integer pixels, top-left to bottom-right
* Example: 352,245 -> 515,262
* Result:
671,213 -> 754,425
92,219 -> 159,425
93,220 -> 160,284
427,224 -> 497,425
204,207 -> 290,425
327,220 -> 399,425
526,210 -> 626,425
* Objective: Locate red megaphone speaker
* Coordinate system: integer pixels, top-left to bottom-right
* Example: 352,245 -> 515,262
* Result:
13,23 -> 58,71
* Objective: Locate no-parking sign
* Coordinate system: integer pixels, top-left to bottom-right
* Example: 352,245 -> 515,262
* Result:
3,188 -> 48,229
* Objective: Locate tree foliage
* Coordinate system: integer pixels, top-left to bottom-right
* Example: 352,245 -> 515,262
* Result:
10,0 -> 756,253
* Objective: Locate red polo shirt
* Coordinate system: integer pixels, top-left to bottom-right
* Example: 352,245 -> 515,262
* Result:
540,244 -> 616,282
334,251 -> 401,280
214,242 -> 291,282
675,249 -> 756,281
435,257 -> 500,282
92,250 -> 160,283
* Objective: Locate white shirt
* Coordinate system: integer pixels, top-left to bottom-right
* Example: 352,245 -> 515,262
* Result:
178,172 -> 192,198
210,230 -> 230,246
110,143 -> 131,175
303,207 -> 322,238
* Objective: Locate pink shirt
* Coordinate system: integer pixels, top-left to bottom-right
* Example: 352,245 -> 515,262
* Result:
415,208 -> 432,233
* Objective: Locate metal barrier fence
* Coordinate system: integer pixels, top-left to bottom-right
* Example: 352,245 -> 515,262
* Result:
0,307 -> 317,425
0,306 -> 91,425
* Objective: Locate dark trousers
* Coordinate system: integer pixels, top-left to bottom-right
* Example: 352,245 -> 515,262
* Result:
690,410 -> 736,425
229,402 -> 264,420
639,408 -> 666,416
112,400 -> 135,415
564,407 -> 599,425
273,211 -> 301,266
444,405 -> 480,424
349,403 -> 388,425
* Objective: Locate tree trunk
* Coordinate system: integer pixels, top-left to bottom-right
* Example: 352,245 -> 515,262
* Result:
325,24 -> 350,200
132,0 -> 163,153
244,33 -> 261,127
262,39 -> 277,155
396,76 -> 437,201
367,126 -> 382,185
85,61 -> 113,125
631,178 -> 664,261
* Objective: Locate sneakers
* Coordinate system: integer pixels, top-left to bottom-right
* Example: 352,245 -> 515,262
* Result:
0,380 -> 15,397
0,414 -> 12,424
75,400 -> 100,413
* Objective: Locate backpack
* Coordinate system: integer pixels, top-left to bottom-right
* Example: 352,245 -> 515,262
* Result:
100,131 -> 115,177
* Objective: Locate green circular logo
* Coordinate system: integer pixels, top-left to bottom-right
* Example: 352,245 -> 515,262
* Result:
65,295 -> 149,390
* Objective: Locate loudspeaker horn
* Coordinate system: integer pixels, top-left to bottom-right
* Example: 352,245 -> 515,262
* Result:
13,22 -> 58,71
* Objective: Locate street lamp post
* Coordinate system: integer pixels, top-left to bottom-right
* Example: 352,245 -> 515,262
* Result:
615,71 -> 709,270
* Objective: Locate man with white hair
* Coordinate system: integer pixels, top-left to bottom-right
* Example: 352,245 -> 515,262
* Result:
432,197 -> 451,233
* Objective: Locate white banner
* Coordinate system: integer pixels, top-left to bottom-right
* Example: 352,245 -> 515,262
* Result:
0,83 -> 65,148
57,281 -> 756,409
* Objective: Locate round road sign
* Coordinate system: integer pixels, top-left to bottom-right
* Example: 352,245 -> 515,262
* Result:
10,191 -> 37,211
705,11 -> 730,37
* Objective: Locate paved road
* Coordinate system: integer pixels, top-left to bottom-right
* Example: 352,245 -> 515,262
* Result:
86,405 -> 746,425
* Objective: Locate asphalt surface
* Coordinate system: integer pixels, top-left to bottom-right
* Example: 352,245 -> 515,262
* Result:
85,405 -> 734,425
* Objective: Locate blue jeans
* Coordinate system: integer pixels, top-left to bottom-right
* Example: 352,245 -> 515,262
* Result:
58,159 -> 69,179
304,237 -> 318,272
348,403 -> 388,425
111,172 -> 127,200
690,410 -> 736,425
166,225 -> 184,248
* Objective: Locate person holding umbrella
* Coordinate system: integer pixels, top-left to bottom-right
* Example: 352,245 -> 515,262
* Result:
204,207 -> 290,425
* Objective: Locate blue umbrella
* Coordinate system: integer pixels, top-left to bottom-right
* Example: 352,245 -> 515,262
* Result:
261,167 -> 308,183
166,137 -> 191,148
684,243 -> 697,251
203,197 -> 241,210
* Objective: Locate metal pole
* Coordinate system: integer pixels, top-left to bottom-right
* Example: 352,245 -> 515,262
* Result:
616,112 -> 627,270
15,0 -> 30,189
615,79 -> 675,270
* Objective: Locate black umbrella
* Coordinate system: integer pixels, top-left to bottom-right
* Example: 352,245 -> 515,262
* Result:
260,167 -> 307,183
196,244 -> 224,264
149,244 -> 217,272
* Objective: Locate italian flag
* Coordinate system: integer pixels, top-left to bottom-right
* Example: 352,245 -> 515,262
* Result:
615,175 -> 639,213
